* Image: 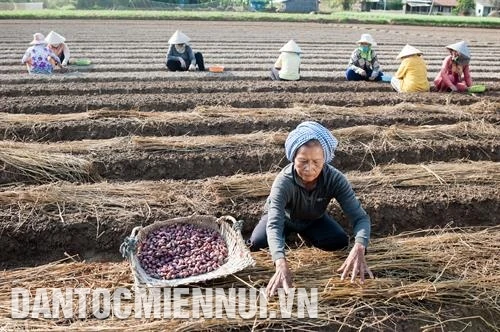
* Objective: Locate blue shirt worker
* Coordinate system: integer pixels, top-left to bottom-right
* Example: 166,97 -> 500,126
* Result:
248,121 -> 373,297
346,33 -> 384,82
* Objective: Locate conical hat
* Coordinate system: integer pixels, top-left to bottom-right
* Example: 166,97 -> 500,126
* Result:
45,31 -> 65,44
279,40 -> 302,53
397,44 -> 423,59
168,30 -> 190,44
357,33 -> 377,46
29,33 -> 46,45
446,41 -> 470,58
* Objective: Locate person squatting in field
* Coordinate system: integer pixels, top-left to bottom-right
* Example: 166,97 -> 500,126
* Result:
270,40 -> 301,81
391,44 -> 430,93
248,121 -> 373,297
45,31 -> 71,67
345,33 -> 384,82
434,41 -> 473,93
21,33 -> 61,75
165,30 -> 205,72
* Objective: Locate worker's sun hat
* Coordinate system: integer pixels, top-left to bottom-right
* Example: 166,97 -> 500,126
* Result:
45,31 -> 66,45
279,40 -> 302,53
397,44 -> 423,59
285,121 -> 338,163
445,41 -> 470,58
168,30 -> 191,45
357,33 -> 377,46
29,33 -> 46,45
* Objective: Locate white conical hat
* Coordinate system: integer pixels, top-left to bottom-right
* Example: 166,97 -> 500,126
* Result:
279,40 -> 302,53
446,41 -> 470,58
168,30 -> 190,44
29,32 -> 46,45
397,44 -> 423,59
357,33 -> 377,46
45,31 -> 65,44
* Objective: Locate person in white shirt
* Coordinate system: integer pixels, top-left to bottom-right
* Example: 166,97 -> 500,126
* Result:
45,31 -> 70,67
270,40 -> 301,81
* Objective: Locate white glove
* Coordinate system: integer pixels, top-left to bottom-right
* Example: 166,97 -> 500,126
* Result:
188,64 -> 196,71
356,68 -> 367,77
178,57 -> 186,69
450,85 -> 458,92
369,72 -> 378,81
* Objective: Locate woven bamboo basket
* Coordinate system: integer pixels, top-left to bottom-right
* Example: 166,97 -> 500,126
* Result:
120,215 -> 255,287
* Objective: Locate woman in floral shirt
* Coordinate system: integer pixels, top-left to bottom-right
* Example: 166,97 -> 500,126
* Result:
21,33 -> 61,74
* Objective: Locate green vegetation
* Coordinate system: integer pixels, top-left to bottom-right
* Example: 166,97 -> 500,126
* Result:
454,0 -> 476,15
0,9 -> 499,27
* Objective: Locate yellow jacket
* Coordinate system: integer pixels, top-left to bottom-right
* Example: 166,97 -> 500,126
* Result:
395,55 -> 430,92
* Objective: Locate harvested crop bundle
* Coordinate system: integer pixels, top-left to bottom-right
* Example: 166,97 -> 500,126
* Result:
137,223 -> 228,280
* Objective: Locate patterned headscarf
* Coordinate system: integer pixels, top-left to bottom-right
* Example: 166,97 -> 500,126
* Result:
285,121 -> 338,163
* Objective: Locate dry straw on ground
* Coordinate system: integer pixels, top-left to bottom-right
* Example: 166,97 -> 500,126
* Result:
0,148 -> 99,183
205,161 -> 500,202
0,226 -> 498,331
195,101 -> 500,118
130,132 -> 284,151
2,101 -> 496,125
0,121 -> 496,155
0,180 -> 207,219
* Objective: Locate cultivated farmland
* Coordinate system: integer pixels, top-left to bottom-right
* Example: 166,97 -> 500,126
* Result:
0,20 -> 499,331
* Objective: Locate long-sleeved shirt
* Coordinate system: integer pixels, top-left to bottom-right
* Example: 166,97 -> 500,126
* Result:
166,44 -> 196,67
395,55 -> 430,93
21,44 -> 61,74
49,43 -> 70,66
274,52 -> 300,81
434,55 -> 472,92
347,48 -> 381,77
265,163 -> 371,262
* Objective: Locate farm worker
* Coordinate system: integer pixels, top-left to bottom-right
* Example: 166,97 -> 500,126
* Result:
270,39 -> 301,81
391,44 -> 430,93
248,121 -> 372,297
45,31 -> 70,67
345,33 -> 384,82
21,33 -> 61,75
434,41 -> 472,93
165,30 -> 205,72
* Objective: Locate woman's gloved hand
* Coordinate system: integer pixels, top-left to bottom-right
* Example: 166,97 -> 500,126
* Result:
356,68 -> 367,77
178,57 -> 187,69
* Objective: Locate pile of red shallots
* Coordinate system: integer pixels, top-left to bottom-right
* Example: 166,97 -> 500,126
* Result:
137,223 -> 228,280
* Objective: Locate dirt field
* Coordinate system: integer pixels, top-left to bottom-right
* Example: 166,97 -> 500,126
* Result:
0,19 -> 499,330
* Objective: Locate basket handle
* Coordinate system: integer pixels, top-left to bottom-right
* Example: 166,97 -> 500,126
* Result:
217,215 -> 244,233
119,226 -> 142,259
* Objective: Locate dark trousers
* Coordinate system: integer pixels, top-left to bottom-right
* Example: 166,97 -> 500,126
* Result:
270,67 -> 281,80
166,52 -> 205,71
345,68 -> 383,81
249,214 -> 349,252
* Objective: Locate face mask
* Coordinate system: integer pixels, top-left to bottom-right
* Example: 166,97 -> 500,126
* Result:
174,44 -> 185,53
359,45 -> 370,53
